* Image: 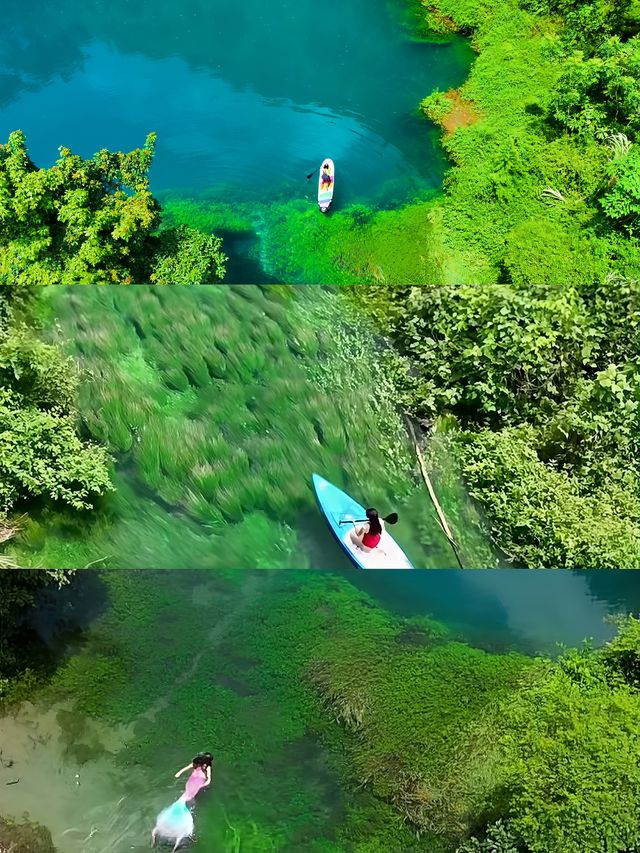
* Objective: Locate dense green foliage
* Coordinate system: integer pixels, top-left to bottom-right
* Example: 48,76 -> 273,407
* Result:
0,287 -> 111,592
456,623 -> 640,852
0,131 -> 226,283
0,308 -> 112,516
358,281 -> 640,567
418,0 -> 640,285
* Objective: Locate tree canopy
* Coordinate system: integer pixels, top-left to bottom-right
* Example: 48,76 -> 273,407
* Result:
0,131 -> 227,284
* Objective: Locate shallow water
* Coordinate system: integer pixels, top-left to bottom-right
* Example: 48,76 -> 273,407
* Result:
1,0 -> 472,208
12,284 -> 496,570
3,568 -> 639,852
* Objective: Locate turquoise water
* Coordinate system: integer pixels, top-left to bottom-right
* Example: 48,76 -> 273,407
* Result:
347,569 -> 640,654
1,0 -> 472,208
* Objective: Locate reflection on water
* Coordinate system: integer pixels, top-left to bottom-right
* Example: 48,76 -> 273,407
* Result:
347,569 -> 640,654
1,0 -> 472,205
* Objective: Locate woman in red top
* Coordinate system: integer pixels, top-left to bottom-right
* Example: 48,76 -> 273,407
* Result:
350,507 -> 383,552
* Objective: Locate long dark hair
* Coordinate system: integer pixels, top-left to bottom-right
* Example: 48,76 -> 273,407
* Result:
366,508 -> 382,536
192,752 -> 213,768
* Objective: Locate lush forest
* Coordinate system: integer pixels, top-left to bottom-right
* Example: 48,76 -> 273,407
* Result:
358,280 -> 640,567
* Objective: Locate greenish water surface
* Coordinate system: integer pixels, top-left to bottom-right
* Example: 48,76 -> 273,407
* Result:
2,568 -> 639,852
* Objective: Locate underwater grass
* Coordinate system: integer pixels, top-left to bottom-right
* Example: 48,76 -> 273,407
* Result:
35,569 -> 538,851
9,284 -> 494,570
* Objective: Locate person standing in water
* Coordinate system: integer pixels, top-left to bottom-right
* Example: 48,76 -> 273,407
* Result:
350,507 -> 383,552
174,752 -> 213,803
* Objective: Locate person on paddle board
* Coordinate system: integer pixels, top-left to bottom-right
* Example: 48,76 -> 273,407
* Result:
174,752 -> 213,802
320,162 -> 333,190
350,507 -> 383,552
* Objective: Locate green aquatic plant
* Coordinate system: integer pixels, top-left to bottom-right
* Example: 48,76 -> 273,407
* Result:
13,284 -> 469,570
7,568 -> 640,852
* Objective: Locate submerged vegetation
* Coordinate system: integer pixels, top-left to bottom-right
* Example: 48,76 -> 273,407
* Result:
4,570 -> 640,853
4,284 -> 495,571
2,276 -> 638,570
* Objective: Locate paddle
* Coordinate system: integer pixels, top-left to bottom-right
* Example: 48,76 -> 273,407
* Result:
306,166 -> 319,180
339,512 -> 399,526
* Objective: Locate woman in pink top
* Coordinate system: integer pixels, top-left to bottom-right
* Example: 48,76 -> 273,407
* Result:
174,752 -> 213,802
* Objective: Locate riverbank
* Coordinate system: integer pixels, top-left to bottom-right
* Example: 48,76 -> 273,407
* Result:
353,277 -> 640,568
3,570 -> 640,852
215,0 -> 639,284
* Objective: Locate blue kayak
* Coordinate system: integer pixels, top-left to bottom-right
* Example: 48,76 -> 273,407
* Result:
312,473 -> 414,569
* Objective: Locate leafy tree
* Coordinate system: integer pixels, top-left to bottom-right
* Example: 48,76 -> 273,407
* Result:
0,387 -> 112,513
0,325 -> 78,410
550,37 -> 640,139
0,309 -> 112,517
0,131 -> 226,283
455,425 -> 640,567
359,284 -> 593,427
150,224 -> 227,284
524,0 -> 637,48
601,144 -> 640,233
